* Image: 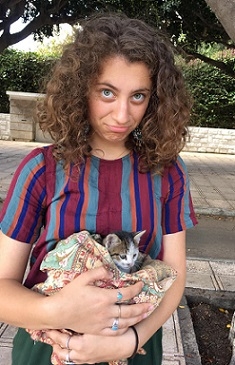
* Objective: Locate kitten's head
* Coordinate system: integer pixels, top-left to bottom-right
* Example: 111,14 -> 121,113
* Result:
102,230 -> 146,273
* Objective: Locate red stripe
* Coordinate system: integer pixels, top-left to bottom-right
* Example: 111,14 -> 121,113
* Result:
96,159 -> 122,234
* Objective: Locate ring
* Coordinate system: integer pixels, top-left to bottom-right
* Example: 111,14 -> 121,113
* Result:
111,318 -> 119,331
66,334 -> 72,350
63,362 -> 76,365
117,290 -> 123,302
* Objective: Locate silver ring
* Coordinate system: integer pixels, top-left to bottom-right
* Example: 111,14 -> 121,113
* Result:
66,334 -> 72,350
111,318 -> 119,331
63,362 -> 76,365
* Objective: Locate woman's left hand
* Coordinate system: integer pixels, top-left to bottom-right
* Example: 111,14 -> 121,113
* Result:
46,328 -> 135,364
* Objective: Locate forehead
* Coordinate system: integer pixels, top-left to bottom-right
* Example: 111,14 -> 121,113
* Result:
96,56 -> 152,90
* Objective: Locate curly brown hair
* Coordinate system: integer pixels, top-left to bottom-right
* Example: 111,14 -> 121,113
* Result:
38,12 -> 192,173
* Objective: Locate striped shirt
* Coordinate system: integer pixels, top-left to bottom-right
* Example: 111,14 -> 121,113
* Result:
0,145 -> 197,288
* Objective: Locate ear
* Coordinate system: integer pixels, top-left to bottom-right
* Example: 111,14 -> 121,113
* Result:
103,234 -> 121,249
133,230 -> 146,244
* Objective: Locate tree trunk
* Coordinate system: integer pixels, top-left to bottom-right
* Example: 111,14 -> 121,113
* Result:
205,0 -> 235,42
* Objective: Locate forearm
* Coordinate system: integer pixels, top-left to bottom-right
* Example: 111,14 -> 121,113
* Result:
0,279 -> 53,329
135,272 -> 186,347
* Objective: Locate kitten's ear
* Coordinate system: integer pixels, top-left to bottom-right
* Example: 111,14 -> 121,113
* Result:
133,230 -> 146,244
103,234 -> 120,249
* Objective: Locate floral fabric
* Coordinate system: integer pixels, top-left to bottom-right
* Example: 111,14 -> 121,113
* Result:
27,231 -> 177,365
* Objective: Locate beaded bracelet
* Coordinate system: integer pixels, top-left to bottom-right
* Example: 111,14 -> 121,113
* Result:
128,325 -> 139,359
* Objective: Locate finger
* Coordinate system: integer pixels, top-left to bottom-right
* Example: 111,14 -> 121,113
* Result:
52,344 -> 77,364
114,302 -> 153,319
77,266 -> 113,285
113,282 -> 144,303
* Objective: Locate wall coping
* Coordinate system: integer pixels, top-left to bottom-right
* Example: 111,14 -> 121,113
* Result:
6,91 -> 44,101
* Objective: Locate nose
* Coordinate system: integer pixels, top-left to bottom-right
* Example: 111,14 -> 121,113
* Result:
112,98 -> 130,125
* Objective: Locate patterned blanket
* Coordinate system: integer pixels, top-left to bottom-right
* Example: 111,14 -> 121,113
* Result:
27,230 -> 177,365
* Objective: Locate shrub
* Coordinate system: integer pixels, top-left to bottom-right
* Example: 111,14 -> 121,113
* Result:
182,59 -> 235,129
0,49 -> 56,112
0,49 -> 234,129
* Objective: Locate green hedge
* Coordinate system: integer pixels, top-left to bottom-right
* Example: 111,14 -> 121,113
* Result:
0,49 -> 234,129
182,59 -> 235,129
0,49 -> 56,113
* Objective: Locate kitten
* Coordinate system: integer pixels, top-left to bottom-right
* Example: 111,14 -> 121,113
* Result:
92,230 -> 146,273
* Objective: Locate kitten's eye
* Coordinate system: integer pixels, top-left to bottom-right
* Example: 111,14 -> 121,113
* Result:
101,89 -> 114,99
133,254 -> 137,259
120,254 -> 127,260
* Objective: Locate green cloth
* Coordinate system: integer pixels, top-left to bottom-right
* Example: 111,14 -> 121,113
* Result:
12,327 -> 162,365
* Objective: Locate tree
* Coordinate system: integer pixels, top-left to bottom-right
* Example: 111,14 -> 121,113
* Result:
204,0 -> 235,42
0,1 -> 234,77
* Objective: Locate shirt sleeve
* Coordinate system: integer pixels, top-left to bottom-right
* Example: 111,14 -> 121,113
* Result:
161,155 -> 198,235
0,148 -> 47,244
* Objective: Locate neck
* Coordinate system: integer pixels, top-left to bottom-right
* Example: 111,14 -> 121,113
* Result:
89,137 -> 130,160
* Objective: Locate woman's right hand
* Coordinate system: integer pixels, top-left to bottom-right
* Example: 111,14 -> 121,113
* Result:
47,266 -> 152,335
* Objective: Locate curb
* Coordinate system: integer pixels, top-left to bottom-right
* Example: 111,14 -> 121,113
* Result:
178,296 -> 202,365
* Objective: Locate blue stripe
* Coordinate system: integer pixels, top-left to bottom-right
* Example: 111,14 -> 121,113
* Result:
11,166 -> 46,238
133,153 -> 142,230
26,188 -> 46,242
59,165 -> 73,237
143,172 -> 155,250
74,163 -> 85,233
175,162 -> 185,231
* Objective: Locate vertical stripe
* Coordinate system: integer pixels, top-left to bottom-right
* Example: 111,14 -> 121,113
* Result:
11,165 -> 45,238
73,163 -> 85,233
141,172 -> 155,252
26,188 -> 46,242
121,156 -> 132,231
133,153 -> 142,230
96,158 -> 123,234
84,157 -> 99,232
175,160 -> 186,230
47,163 -> 68,240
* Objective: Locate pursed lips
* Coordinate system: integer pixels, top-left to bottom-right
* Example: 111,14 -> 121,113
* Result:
107,125 -> 130,133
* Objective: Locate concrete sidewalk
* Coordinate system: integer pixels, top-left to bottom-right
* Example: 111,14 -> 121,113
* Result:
0,140 -> 235,365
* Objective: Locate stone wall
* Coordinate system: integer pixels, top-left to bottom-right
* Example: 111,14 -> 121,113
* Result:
0,113 -> 10,140
0,91 -> 234,154
186,127 -> 235,154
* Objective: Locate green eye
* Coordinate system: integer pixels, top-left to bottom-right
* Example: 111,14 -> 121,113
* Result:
101,89 -> 113,98
133,93 -> 145,101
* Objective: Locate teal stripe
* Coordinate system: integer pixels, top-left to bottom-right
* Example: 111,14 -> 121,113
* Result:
121,156 -> 132,231
177,156 -> 194,228
45,162 -> 66,247
0,153 -> 44,236
85,157 -> 100,232
151,173 -> 163,258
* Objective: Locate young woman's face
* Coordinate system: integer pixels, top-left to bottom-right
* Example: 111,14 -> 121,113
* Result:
88,56 -> 152,146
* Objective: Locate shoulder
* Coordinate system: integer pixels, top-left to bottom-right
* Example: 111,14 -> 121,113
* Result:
17,144 -> 55,172
162,155 -> 189,181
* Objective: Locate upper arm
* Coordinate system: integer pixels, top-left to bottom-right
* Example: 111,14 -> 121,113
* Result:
0,231 -> 32,282
162,230 -> 186,276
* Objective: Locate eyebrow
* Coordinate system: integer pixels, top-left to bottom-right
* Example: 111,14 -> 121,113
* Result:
96,82 -> 151,93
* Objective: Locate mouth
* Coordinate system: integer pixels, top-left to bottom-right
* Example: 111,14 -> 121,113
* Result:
108,125 -> 129,133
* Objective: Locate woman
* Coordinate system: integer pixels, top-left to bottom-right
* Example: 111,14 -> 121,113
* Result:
0,13 -> 197,365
